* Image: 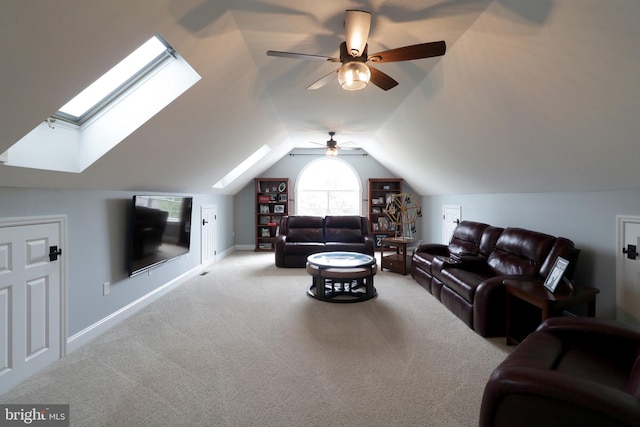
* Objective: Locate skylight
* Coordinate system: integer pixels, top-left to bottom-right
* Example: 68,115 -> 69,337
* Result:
213,145 -> 272,189
3,34 -> 200,173
53,35 -> 174,125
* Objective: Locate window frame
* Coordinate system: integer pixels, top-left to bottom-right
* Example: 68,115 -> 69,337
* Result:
295,157 -> 362,216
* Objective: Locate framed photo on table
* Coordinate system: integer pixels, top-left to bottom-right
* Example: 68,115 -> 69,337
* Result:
543,257 -> 569,292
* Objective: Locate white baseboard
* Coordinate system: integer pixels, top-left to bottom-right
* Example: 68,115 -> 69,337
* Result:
235,244 -> 255,251
66,265 -> 202,354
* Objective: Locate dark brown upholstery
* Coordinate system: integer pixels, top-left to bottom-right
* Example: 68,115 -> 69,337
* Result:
275,215 -> 374,268
411,222 -> 579,337
480,317 -> 640,427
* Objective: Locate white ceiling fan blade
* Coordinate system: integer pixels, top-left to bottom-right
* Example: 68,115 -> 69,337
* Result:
345,10 -> 371,57
307,69 -> 338,90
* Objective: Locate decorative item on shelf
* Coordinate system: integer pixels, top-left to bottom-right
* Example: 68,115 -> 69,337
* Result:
384,192 -> 422,239
278,193 -> 287,202
278,182 -> 286,192
258,195 -> 271,203
274,205 -> 285,213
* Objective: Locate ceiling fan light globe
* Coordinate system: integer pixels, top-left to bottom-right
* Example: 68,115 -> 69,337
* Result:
338,62 -> 371,90
326,147 -> 339,156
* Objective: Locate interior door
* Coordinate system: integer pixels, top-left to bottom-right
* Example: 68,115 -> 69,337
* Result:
442,205 -> 461,244
616,215 -> 640,325
201,205 -> 217,267
0,219 -> 63,395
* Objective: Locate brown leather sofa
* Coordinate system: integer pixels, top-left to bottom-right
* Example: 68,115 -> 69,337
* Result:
411,221 -> 579,336
275,215 -> 375,268
480,317 -> 640,427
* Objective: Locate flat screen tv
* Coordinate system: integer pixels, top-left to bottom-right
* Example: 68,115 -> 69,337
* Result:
127,195 -> 193,276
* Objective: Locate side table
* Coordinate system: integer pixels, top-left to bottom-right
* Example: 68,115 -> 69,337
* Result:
505,279 -> 599,345
380,237 -> 418,275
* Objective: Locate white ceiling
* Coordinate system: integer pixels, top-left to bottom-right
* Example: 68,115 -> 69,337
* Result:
1,0 -> 639,196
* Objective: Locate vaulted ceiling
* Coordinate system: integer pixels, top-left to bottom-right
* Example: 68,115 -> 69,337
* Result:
1,1 -> 638,196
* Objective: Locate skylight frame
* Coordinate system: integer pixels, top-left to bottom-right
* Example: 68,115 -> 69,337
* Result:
51,35 -> 176,126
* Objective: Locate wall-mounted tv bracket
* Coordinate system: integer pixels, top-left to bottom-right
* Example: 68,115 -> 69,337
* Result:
623,244 -> 638,260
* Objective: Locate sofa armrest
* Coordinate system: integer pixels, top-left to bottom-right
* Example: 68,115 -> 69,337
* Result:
480,365 -> 640,427
413,243 -> 449,256
538,316 -> 640,343
274,235 -> 287,267
473,275 -> 539,337
363,235 -> 375,256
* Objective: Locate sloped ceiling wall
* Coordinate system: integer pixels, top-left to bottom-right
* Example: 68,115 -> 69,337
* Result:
370,0 -> 640,195
1,1 -> 638,195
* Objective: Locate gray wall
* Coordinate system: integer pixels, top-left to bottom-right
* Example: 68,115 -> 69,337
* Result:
234,152 -> 418,247
422,190 -> 640,319
0,187 -> 234,337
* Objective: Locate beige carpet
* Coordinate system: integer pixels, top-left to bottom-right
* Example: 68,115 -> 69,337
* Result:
1,252 -> 511,426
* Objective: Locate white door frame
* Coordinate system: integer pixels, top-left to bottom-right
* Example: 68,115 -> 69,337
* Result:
616,214 -> 640,322
0,215 -> 67,357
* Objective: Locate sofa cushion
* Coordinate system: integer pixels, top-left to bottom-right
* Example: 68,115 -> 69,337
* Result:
448,221 -> 489,255
286,216 -> 324,243
479,226 -> 504,256
439,268 -> 493,303
487,228 -> 555,276
324,215 -> 364,243
283,242 -> 326,255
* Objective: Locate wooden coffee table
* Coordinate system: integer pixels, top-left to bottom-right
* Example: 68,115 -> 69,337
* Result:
306,252 -> 377,303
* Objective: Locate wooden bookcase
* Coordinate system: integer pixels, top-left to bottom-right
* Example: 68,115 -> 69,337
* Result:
255,178 -> 289,251
368,178 -> 403,246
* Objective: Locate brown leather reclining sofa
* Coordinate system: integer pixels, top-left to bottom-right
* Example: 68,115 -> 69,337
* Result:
411,221 -> 579,337
275,215 -> 375,268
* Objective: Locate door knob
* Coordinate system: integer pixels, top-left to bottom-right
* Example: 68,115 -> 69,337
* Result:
202,219 -> 209,226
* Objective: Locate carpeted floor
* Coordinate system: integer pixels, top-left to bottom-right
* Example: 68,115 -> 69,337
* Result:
1,252 -> 511,426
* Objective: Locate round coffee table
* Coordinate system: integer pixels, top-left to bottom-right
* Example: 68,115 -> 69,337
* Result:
306,251 -> 377,303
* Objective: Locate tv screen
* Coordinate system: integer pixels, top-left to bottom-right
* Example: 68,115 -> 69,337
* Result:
128,195 -> 193,276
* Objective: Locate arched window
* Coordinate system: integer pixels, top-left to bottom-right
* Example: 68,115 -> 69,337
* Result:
296,158 -> 361,216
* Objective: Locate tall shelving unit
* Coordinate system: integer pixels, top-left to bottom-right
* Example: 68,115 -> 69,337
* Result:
255,178 -> 289,251
368,178 -> 403,246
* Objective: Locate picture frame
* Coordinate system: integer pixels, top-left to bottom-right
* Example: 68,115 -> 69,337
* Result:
278,193 -> 287,202
543,256 -> 569,292
278,182 -> 286,192
274,205 -> 285,214
372,207 -> 381,214
259,204 -> 270,213
374,234 -> 386,247
260,227 -> 271,237
259,216 -> 271,225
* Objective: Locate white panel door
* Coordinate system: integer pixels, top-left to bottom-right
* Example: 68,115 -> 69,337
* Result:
0,221 -> 62,395
201,205 -> 217,267
442,205 -> 461,244
617,215 -> 640,325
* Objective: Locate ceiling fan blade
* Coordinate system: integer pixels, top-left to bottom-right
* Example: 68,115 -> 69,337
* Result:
267,50 -> 340,62
368,41 -> 446,63
368,66 -> 398,91
344,10 -> 371,57
306,69 -> 339,90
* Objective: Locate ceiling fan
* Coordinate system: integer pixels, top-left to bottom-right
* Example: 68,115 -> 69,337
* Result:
267,10 -> 446,91
310,131 -> 356,156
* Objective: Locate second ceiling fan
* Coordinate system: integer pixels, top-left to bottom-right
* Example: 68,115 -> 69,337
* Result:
267,10 -> 446,91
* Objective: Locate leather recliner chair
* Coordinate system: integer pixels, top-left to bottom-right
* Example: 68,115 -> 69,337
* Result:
479,316 -> 640,427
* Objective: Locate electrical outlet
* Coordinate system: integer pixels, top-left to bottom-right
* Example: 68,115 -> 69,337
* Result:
103,282 -> 110,296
